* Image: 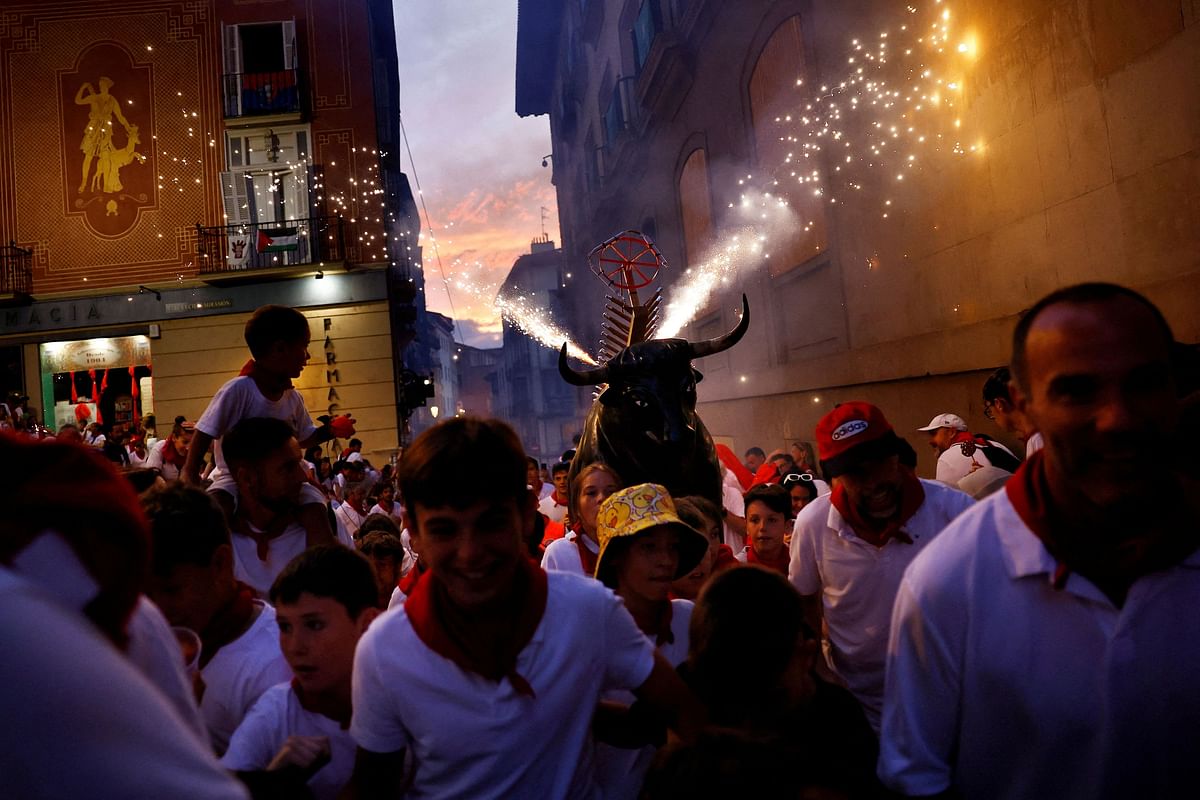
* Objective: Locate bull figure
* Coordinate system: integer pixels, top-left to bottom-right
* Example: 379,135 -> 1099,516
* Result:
559,295 -> 749,509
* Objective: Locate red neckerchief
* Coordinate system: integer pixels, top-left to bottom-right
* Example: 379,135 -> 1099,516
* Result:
575,529 -> 599,576
831,468 -> 925,547
160,438 -> 184,467
551,492 -> 568,508
949,430 -> 975,447
396,561 -> 425,596
404,557 -> 548,697
1006,450 -> 1199,604
291,677 -> 352,729
199,581 -> 256,668
711,544 -> 738,573
745,544 -> 790,573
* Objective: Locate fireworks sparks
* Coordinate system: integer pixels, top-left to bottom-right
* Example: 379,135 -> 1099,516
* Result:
445,265 -> 598,365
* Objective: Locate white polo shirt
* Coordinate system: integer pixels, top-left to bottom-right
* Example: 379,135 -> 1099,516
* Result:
201,601 -> 293,755
935,437 -> 1015,487
222,683 -> 356,800
879,490 -> 1200,799
350,572 -> 656,799
788,479 -> 973,731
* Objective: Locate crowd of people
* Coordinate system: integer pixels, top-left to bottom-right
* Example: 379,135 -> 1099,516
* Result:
2,283 -> 1198,799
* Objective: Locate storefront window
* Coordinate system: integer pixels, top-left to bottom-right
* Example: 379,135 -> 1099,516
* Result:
39,335 -> 153,432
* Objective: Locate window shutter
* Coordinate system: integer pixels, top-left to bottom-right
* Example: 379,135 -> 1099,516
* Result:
220,171 -> 255,225
282,20 -> 297,70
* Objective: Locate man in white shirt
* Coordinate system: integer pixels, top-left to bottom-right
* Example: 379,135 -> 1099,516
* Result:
789,402 -> 973,732
918,412 -> 1018,487
537,460 -> 571,523
143,484 -> 292,753
880,283 -> 1200,799
527,455 -> 554,500
345,417 -> 703,798
223,418 -> 354,596
334,480 -> 370,541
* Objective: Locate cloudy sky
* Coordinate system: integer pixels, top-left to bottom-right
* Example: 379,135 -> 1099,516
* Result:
393,0 -> 559,347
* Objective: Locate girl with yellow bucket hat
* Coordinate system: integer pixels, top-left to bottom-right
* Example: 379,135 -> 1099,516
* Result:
591,483 -> 710,799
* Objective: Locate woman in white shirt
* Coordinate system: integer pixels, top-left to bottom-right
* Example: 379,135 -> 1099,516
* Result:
540,462 -> 622,578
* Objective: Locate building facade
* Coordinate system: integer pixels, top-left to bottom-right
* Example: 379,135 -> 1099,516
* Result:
496,236 -> 588,460
516,0 -> 1200,475
0,0 -> 432,460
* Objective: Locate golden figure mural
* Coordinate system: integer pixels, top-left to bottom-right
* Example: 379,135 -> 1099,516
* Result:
75,77 -> 143,194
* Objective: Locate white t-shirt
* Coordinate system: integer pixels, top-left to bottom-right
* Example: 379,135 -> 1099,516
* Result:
935,436 -> 1015,487
367,502 -> 404,523
201,600 -> 293,754
0,567 -> 249,800
196,376 -> 319,482
126,595 -> 209,746
334,503 -> 366,540
144,439 -> 183,481
788,479 -> 974,731
722,483 -> 746,554
350,572 -> 657,799
538,483 -> 555,500
232,523 -> 355,598
538,493 -> 569,523
594,599 -> 693,800
880,490 -> 1200,799
541,532 -> 599,578
222,683 -> 355,800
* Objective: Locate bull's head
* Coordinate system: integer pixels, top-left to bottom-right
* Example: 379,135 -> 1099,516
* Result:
559,295 -> 750,446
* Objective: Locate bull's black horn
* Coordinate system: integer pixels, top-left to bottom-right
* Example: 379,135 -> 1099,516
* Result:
559,343 -> 610,386
686,294 -> 750,359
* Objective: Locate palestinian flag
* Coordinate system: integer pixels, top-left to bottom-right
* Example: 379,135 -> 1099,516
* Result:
257,227 -> 298,252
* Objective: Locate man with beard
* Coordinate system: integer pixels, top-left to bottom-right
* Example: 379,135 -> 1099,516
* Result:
879,284 -> 1200,799
788,402 -> 974,733
224,418 -> 353,597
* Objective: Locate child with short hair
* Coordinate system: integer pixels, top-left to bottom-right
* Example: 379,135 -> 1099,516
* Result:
221,545 -> 381,800
736,484 -> 791,572
183,304 -> 355,549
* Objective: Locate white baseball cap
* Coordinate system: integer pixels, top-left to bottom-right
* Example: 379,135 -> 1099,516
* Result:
917,413 -> 968,432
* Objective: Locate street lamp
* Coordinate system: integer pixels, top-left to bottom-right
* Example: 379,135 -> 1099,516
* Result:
429,405 -> 439,418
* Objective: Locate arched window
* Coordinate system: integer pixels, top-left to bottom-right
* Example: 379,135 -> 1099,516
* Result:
678,147 -> 713,268
749,15 -> 827,275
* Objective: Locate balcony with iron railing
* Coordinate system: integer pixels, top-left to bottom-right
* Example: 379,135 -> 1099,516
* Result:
195,216 -> 345,281
0,240 -> 32,303
222,68 -> 303,120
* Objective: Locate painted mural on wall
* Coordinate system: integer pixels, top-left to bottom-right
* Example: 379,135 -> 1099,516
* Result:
58,42 -> 156,238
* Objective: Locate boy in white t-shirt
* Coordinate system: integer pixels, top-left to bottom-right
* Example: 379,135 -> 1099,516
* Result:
345,417 -> 704,799
143,484 -> 292,754
184,305 -> 356,550
222,545 -> 380,800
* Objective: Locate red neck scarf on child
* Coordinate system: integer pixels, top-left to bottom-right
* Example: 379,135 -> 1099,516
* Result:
405,557 -> 548,697
1006,450 -> 1199,605
575,529 -> 600,577
199,581 -> 256,669
745,544 -> 790,573
831,468 -> 925,547
160,438 -> 184,467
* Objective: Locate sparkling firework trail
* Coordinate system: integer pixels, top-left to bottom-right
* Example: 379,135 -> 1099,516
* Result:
447,268 -> 598,365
